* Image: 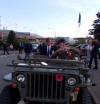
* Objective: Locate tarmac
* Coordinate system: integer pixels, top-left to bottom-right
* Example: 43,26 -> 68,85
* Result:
88,59 -> 100,104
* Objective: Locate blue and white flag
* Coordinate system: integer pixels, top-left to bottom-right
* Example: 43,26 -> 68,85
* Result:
78,13 -> 81,27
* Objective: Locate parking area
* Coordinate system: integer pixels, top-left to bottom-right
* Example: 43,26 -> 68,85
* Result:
88,63 -> 100,104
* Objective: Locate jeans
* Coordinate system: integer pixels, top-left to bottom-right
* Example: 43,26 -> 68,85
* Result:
89,52 -> 98,68
25,53 -> 31,59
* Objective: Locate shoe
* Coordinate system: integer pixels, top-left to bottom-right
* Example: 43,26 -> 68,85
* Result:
88,66 -> 91,69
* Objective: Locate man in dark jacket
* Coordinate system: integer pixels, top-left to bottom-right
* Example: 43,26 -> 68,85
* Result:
19,41 -> 24,54
3,41 -> 9,55
98,39 -> 100,59
38,42 -> 45,55
88,39 -> 98,69
38,38 -> 54,58
44,38 -> 54,58
24,40 -> 32,58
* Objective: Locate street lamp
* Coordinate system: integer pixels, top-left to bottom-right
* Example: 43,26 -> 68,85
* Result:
48,27 -> 57,38
14,23 -> 17,31
0,16 -> 3,40
0,16 -> 1,30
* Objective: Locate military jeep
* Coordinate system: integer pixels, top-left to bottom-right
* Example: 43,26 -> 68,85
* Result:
0,57 -> 93,104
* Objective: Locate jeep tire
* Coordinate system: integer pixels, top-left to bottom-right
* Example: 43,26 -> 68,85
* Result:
0,85 -> 20,104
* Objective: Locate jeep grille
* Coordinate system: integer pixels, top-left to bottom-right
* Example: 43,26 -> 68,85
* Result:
26,72 -> 66,103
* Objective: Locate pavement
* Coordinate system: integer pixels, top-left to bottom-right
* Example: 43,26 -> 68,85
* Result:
0,50 -> 19,55
0,50 -> 25,93
88,59 -> 100,104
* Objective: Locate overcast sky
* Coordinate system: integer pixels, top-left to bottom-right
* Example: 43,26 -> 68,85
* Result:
0,0 -> 100,38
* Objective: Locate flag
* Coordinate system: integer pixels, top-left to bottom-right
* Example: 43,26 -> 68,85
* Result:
78,13 -> 81,27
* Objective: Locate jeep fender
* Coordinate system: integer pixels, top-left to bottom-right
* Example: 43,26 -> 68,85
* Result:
3,73 -> 12,81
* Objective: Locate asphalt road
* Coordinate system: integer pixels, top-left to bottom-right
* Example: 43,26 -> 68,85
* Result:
88,62 -> 100,104
0,51 -> 21,93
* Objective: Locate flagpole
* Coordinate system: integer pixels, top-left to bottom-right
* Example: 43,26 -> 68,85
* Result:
76,26 -> 79,38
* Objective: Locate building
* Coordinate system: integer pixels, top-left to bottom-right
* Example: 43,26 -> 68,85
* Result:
0,30 -> 43,42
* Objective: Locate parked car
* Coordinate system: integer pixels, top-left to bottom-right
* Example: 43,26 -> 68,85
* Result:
32,43 -> 39,52
76,44 -> 88,50
76,44 -> 88,56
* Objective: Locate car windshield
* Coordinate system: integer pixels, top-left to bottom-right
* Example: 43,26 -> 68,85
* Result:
32,44 -> 38,47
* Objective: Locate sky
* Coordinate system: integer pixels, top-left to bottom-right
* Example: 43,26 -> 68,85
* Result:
0,0 -> 100,38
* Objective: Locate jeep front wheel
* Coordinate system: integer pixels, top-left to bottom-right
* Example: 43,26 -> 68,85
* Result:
0,85 -> 20,104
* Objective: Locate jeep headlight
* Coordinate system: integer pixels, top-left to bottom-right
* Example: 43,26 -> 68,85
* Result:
67,77 -> 77,86
17,74 -> 25,82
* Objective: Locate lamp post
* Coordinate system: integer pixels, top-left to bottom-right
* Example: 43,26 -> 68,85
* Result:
0,16 -> 1,30
0,16 -> 3,40
0,16 -> 1,39
48,27 -> 57,38
14,23 -> 17,31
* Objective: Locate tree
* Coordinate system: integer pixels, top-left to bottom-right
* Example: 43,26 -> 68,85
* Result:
89,12 -> 100,40
0,40 -> 3,47
7,30 -> 16,44
7,30 -> 19,49
23,36 -> 28,42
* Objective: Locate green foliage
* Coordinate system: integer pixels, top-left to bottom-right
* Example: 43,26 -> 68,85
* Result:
0,40 -> 3,47
7,30 -> 18,49
89,12 -> 100,40
22,36 -> 28,43
18,38 -> 25,44
7,30 -> 16,44
13,39 -> 19,49
55,37 -> 62,41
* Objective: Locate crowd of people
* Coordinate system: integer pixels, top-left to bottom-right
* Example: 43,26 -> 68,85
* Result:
38,38 -> 80,59
38,38 -> 100,69
2,40 -> 32,57
1,38 -> 100,69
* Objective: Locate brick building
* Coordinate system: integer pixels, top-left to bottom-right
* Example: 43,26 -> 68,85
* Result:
0,30 -> 43,42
